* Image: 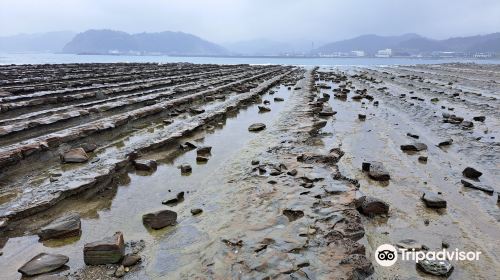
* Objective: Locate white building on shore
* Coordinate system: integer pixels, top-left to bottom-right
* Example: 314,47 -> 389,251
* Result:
375,48 -> 392,57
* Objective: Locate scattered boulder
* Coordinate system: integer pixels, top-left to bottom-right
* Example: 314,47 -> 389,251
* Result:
358,114 -> 366,120
115,265 -> 126,277
133,159 -> 157,171
438,139 -> 453,147
461,179 -> 494,194
248,123 -> 266,132
84,232 -> 125,265
38,213 -> 81,241
461,121 -> 474,128
473,116 -> 486,122
363,161 -> 390,181
196,146 -> 212,156
462,167 -> 482,179
18,253 -> 69,276
418,156 -> 428,163
251,160 -> 260,165
358,196 -> 389,215
163,119 -> 173,125
258,106 -> 271,112
319,106 -> 337,116
287,169 -> 298,176
61,148 -> 89,163
406,133 -> 419,139
142,210 -> 177,229
122,254 -> 141,267
162,192 -> 185,205
417,259 -> 454,277
196,156 -> 209,163
274,97 -> 284,102
400,142 -> 427,152
180,164 -> 192,174
191,208 -> 203,215
421,192 -> 447,208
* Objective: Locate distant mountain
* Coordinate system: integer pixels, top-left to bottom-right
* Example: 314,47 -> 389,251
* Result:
315,33 -> 500,55
0,31 -> 75,53
62,29 -> 228,55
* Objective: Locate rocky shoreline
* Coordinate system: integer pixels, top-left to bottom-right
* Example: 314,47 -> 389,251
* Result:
0,62 -> 499,279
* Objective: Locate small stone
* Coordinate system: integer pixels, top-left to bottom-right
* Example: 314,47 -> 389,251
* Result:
365,162 -> 390,181
251,160 -> 260,165
400,142 -> 427,152
287,169 -> 298,176
319,106 -> 337,116
122,254 -> 141,267
358,196 -> 389,215
180,164 -> 192,174
61,148 -> 89,163
358,114 -> 366,120
38,213 -> 81,241
417,259 -> 454,276
462,167 -> 482,179
258,106 -> 271,112
274,97 -> 284,102
196,146 -> 212,156
163,119 -> 173,125
115,265 -> 126,277
473,116 -> 485,122
418,156 -> 428,163
361,162 -> 371,172
438,138 -> 453,147
142,210 -> 177,229
133,159 -> 157,171
84,232 -> 125,265
191,208 -> 203,215
407,133 -> 419,139
248,123 -> 266,132
442,241 -> 449,249
461,120 -> 474,128
162,192 -> 185,205
18,253 -> 69,276
421,192 -> 447,208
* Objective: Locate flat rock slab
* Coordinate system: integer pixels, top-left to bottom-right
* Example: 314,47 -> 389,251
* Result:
84,232 -> 125,265
396,239 -> 424,251
18,253 -> 69,276
142,209 -> 177,229
421,192 -> 447,208
258,105 -> 271,112
62,148 -> 89,163
248,123 -> 266,132
38,213 -> 81,240
196,146 -> 212,156
461,179 -> 494,194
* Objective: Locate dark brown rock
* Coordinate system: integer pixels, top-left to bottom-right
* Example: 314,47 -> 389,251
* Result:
359,196 -> 389,215
122,254 -> 141,267
38,213 -> 81,241
83,232 -> 125,265
462,167 -> 482,179
18,253 -> 69,276
133,159 -> 157,171
61,148 -> 88,163
142,210 -> 177,229
248,123 -> 266,132
401,142 -> 427,152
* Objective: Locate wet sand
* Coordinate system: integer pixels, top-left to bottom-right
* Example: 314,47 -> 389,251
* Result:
0,63 -> 499,279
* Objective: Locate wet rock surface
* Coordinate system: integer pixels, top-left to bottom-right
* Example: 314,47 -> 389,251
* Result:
38,213 -> 82,241
142,209 -> 177,229
0,63 -> 499,279
83,232 -> 125,265
18,253 -> 69,276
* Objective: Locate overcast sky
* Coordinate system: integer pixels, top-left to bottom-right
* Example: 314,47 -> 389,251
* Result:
1,0 -> 499,43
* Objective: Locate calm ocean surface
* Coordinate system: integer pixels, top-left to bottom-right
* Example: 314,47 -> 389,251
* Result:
1,53 -> 499,66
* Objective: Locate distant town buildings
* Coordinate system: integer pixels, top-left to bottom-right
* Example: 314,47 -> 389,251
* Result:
375,49 -> 392,57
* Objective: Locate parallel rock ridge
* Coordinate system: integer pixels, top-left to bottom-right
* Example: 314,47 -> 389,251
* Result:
0,63 -> 293,222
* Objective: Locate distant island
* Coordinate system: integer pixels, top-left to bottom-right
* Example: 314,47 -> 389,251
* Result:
1,29 -> 499,58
